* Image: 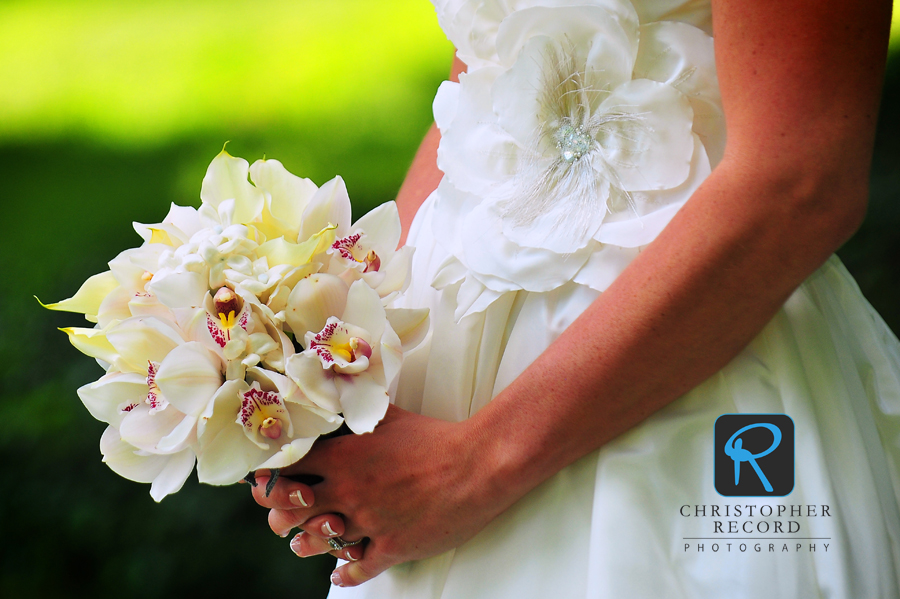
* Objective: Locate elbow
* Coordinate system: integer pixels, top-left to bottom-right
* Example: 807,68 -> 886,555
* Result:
721,147 -> 870,254
781,165 -> 869,250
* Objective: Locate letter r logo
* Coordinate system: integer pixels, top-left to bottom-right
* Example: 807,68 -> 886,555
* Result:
715,414 -> 794,497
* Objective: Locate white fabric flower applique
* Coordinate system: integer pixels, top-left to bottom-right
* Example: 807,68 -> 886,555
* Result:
431,0 -> 713,69
429,0 -> 722,319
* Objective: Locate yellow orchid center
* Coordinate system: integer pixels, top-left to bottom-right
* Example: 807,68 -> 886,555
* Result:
310,319 -> 372,366
207,287 -> 248,347
218,310 -> 237,331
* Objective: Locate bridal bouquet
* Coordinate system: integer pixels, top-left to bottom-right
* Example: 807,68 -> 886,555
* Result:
41,150 -> 428,501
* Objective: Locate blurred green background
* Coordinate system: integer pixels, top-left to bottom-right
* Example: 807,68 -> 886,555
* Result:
1,1 -> 898,597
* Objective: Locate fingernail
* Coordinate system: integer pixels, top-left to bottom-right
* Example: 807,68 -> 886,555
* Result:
344,549 -> 358,561
290,533 -> 304,556
331,570 -> 344,587
323,521 -> 338,537
277,528 -> 290,538
289,489 -> 309,507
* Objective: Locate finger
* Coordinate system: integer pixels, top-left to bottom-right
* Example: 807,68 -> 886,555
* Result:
332,542 -> 365,563
269,509 -> 344,538
251,476 -> 314,511
330,545 -> 393,587
289,531 -> 335,557
268,508 -> 315,538
300,513 -> 346,539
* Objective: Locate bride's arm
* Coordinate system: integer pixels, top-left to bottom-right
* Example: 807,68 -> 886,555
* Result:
253,0 -> 892,587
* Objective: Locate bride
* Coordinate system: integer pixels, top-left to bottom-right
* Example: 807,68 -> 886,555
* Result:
252,0 -> 900,596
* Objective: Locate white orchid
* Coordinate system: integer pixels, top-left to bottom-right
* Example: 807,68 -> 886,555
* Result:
74,314 -> 225,500
196,367 -> 341,486
327,201 -> 414,302
285,280 -> 424,434
201,286 -> 293,380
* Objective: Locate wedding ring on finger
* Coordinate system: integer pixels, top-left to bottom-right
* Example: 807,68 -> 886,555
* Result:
327,536 -> 363,552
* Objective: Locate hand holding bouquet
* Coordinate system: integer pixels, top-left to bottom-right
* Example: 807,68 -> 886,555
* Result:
41,150 -> 428,501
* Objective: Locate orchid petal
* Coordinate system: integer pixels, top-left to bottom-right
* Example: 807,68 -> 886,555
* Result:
146,271 -> 208,310
335,372 -> 389,434
255,437 -> 317,471
149,449 -> 196,502
77,372 -> 148,427
119,403 -> 188,453
368,245 -> 413,298
284,354 -> 342,414
284,273 -> 348,338
341,281 -> 385,342
379,320 -> 404,390
100,426 -> 166,483
351,202 -> 401,258
155,342 -> 223,416
106,317 -> 185,373
196,380 -> 271,485
385,308 -> 430,353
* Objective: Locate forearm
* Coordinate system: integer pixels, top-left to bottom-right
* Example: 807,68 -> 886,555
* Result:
464,156 -> 869,515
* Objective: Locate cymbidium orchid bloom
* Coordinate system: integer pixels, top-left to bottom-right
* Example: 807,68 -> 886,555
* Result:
327,202 -> 414,302
75,315 -> 225,500
285,281 -> 406,434
200,287 -> 290,380
196,367 -> 342,485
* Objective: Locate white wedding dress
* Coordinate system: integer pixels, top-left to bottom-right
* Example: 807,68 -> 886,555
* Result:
332,0 -> 900,597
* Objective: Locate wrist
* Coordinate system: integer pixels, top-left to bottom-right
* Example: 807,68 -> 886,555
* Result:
452,400 -> 542,521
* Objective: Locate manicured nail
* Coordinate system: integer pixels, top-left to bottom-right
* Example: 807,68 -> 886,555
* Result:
331,570 -> 344,587
289,489 -> 309,507
344,549 -> 358,561
277,528 -> 290,538
323,521 -> 338,537
290,533 -> 304,556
